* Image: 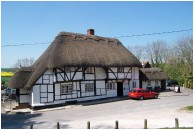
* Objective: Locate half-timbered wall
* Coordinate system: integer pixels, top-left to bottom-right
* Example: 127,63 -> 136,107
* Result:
30,67 -> 139,107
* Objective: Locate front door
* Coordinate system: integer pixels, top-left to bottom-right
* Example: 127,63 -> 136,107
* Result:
117,82 -> 123,96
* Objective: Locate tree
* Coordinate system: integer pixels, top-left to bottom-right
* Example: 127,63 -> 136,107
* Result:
164,35 -> 193,88
12,57 -> 35,72
127,45 -> 146,61
145,40 -> 169,67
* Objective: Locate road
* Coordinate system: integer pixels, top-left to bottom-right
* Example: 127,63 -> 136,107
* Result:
1,89 -> 193,129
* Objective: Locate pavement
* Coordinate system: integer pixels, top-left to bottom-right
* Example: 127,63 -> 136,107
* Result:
2,87 -> 192,114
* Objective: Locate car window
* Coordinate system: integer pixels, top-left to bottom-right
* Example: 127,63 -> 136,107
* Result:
137,90 -> 142,93
143,89 -> 150,92
130,90 -> 136,92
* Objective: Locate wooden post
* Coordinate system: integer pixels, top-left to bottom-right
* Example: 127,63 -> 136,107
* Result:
175,118 -> 179,128
87,121 -> 90,129
115,120 -> 119,129
57,122 -> 60,129
30,124 -> 33,129
144,119 -> 147,129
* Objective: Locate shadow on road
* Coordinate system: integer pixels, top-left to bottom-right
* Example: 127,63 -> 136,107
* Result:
1,113 -> 42,129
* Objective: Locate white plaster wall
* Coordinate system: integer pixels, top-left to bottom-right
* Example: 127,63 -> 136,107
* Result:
129,79 -> 140,90
57,73 -> 64,81
95,67 -> 106,79
74,72 -> 82,80
85,74 -> 95,80
124,67 -> 131,72
135,67 -> 139,79
96,81 -> 106,95
36,77 -> 42,84
20,95 -> 30,103
20,88 -> 28,94
110,67 -> 117,72
32,85 -> 40,106
117,73 -> 124,79
123,80 -> 129,96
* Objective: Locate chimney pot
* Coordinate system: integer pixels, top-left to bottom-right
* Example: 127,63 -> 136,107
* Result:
87,29 -> 94,35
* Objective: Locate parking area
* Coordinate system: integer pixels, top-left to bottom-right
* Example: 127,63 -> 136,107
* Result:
1,88 -> 193,129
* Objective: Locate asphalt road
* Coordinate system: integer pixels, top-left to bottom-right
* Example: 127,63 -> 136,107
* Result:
1,89 -> 193,129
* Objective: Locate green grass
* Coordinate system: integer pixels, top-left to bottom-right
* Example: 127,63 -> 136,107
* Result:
181,106 -> 193,111
161,127 -> 193,129
1,68 -> 15,72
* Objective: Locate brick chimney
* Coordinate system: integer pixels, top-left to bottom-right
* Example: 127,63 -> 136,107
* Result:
87,29 -> 94,35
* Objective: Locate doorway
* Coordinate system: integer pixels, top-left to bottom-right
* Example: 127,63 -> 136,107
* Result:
117,82 -> 123,96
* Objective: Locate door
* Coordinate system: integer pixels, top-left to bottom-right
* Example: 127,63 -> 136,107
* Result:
117,82 -> 123,96
161,80 -> 166,91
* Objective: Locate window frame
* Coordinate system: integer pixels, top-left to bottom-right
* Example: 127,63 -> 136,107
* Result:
106,82 -> 115,90
117,67 -> 124,73
85,83 -> 94,92
60,84 -> 73,95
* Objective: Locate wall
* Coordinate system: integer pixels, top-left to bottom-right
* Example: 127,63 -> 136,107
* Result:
31,67 -> 138,107
142,80 -> 161,89
19,88 -> 30,103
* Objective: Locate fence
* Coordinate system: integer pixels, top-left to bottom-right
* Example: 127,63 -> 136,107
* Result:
29,118 -> 180,129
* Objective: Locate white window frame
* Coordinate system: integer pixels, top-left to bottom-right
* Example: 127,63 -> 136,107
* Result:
61,84 -> 73,94
106,82 -> 115,90
85,83 -> 94,92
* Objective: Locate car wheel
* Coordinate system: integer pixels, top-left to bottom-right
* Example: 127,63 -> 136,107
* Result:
154,95 -> 158,99
140,96 -> 144,100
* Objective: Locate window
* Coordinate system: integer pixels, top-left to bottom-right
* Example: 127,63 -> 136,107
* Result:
133,81 -> 136,88
61,84 -> 73,94
117,67 -> 124,73
85,83 -> 94,92
85,67 -> 94,73
106,82 -> 115,90
155,80 -> 159,86
147,81 -> 151,86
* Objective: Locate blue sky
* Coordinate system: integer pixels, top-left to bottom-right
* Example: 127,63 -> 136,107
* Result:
1,1 -> 193,68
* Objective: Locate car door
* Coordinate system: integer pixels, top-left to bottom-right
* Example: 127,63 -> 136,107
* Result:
143,89 -> 150,98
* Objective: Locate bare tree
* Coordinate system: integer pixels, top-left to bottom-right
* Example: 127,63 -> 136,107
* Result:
145,40 -> 169,67
13,57 -> 35,69
127,45 -> 146,61
176,35 -> 193,71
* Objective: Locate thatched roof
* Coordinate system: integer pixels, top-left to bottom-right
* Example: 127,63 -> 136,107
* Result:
140,67 -> 169,80
9,31 -> 141,89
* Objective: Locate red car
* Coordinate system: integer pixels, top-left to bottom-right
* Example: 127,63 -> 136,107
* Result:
129,88 -> 158,100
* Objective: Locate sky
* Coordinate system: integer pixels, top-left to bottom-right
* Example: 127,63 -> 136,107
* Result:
1,1 -> 193,68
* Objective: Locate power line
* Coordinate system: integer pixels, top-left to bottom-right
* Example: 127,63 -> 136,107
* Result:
114,29 -> 193,38
1,42 -> 50,47
2,29 -> 192,48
